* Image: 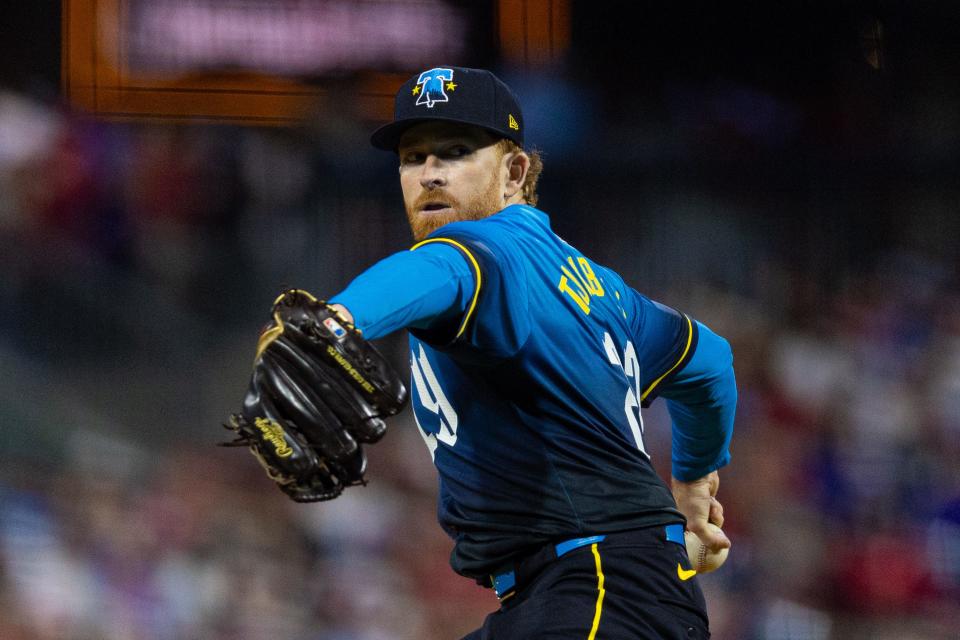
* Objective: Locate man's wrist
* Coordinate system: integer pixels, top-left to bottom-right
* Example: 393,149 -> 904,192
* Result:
671,453 -> 730,483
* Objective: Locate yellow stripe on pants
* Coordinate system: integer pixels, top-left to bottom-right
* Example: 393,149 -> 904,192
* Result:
587,543 -> 605,639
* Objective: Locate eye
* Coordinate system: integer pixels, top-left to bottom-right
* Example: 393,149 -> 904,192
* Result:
443,144 -> 472,159
400,151 -> 425,165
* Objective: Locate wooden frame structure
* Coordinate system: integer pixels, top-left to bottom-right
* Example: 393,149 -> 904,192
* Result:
62,0 -> 570,125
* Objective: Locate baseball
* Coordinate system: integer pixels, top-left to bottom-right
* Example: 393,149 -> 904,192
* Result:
684,523 -> 730,573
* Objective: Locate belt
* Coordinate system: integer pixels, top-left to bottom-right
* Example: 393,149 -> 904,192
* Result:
490,524 -> 687,601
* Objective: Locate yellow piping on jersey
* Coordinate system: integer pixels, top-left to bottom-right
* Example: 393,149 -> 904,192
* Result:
410,237 -> 482,339
587,543 -> 605,640
640,314 -> 694,402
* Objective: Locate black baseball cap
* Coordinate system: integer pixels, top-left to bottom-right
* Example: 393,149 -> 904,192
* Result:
370,66 -> 524,151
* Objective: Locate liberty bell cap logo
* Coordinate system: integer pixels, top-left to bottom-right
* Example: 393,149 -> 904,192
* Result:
369,66 -> 524,151
413,67 -> 455,108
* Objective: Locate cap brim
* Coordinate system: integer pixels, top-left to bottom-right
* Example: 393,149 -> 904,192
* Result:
370,116 -> 514,152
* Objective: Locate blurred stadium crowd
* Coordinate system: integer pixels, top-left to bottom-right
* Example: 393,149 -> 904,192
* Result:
2,42 -> 960,640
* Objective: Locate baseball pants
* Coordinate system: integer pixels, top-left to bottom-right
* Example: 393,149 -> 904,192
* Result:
461,525 -> 710,639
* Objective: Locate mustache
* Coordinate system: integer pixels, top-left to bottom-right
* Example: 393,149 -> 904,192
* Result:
412,190 -> 460,211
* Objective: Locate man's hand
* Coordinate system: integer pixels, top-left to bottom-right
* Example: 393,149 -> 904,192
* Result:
672,471 -> 731,553
330,303 -> 354,324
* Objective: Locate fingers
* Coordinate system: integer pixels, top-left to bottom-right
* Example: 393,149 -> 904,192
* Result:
705,470 -> 720,497
330,303 -> 354,324
708,498 -> 731,551
688,516 -> 732,552
672,472 -> 731,551
709,497 -> 724,528
705,526 -> 732,551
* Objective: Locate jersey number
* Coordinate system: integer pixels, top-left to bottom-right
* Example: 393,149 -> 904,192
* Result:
410,344 -> 458,459
603,332 -> 648,456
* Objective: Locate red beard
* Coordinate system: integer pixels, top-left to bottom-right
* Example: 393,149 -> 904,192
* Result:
405,173 -> 503,241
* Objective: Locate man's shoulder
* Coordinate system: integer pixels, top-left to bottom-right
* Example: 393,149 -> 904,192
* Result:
432,204 -> 550,241
423,207 -> 552,268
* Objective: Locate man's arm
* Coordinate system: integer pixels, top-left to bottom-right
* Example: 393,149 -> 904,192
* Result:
658,321 -> 736,552
329,242 -> 474,339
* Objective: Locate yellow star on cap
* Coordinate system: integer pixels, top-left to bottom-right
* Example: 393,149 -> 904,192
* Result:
412,85 -> 421,95
446,81 -> 457,91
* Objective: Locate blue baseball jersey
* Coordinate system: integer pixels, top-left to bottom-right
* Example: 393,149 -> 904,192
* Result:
333,204 -> 734,579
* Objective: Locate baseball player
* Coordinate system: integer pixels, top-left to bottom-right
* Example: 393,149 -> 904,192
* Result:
239,66 -> 737,639
319,66 -> 737,639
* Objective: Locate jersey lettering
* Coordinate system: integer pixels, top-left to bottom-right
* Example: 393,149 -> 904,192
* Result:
558,256 -> 605,315
410,344 -> 458,458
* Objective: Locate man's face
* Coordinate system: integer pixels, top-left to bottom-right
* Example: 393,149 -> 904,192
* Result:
397,122 -> 506,241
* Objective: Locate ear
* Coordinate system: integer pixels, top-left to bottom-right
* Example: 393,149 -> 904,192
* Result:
502,151 -> 530,201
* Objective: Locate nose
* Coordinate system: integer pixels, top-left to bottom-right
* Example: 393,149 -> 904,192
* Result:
419,155 -> 447,190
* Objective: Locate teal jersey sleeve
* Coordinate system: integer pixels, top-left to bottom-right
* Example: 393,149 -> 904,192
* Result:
329,241 -> 474,339
660,321 -> 737,481
406,230 -> 532,359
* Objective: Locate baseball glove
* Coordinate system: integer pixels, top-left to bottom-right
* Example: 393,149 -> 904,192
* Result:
222,288 -> 408,502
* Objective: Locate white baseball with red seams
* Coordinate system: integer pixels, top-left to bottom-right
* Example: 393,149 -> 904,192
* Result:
684,523 -> 730,573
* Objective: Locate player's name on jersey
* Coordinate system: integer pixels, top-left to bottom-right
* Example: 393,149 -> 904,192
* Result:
558,255 -> 605,315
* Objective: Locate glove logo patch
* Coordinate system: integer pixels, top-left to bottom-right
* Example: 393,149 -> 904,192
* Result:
323,316 -> 347,339
254,417 -> 294,458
